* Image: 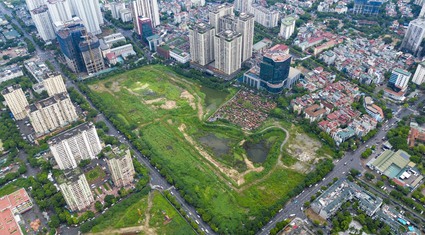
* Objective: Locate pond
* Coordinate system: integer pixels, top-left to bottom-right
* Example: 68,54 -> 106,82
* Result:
198,133 -> 230,157
244,140 -> 269,163
200,86 -> 229,112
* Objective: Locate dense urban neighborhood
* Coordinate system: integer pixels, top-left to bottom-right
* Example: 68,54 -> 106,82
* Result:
0,0 -> 425,235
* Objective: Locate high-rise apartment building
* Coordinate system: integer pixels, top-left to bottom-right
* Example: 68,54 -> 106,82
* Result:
48,122 -> 102,170
236,13 -> 254,62
249,4 -> 279,28
56,22 -> 86,73
27,92 -> 78,135
259,52 -> 292,93
209,3 -> 234,30
138,17 -> 153,42
25,0 -> 46,11
388,68 -> 411,91
79,35 -> 105,74
401,19 -> 425,57
214,30 -> 242,75
280,16 -> 296,39
132,0 -> 160,33
43,72 -> 67,96
110,1 -> 125,19
189,23 -> 215,66
58,168 -> 94,211
31,6 -> 56,41
412,61 -> 425,85
72,0 -> 103,35
234,0 -> 252,13
105,147 -> 135,187
1,85 -> 29,120
46,0 -> 72,25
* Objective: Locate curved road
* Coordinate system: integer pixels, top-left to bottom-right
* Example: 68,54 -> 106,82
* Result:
258,107 -> 414,235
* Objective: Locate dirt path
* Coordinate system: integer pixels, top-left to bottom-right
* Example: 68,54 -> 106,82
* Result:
85,192 -> 156,235
237,123 -> 290,192
178,123 -> 289,190
85,224 -> 155,235
145,192 -> 154,229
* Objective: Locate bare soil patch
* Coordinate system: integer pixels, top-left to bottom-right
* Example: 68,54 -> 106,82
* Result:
286,130 -> 322,163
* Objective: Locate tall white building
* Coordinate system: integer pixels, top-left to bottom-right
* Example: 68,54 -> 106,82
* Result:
25,0 -> 46,11
31,6 -> 56,41
43,72 -> 67,96
189,23 -> 215,66
72,0 -> 103,35
1,85 -> 29,120
249,4 -> 279,28
131,0 -> 160,31
58,168 -> 94,211
110,1 -> 125,19
420,2 -> 425,18
280,16 -> 296,39
389,68 -> 411,91
209,3 -> 234,30
214,30 -> 242,75
46,0 -> 73,25
190,0 -> 205,7
401,19 -> 425,56
412,61 -> 425,85
27,92 -> 78,135
106,147 -> 135,187
234,0 -> 252,13
236,13 -> 254,62
48,122 -> 102,170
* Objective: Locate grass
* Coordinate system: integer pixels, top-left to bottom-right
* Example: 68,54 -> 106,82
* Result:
0,178 -> 28,197
90,191 -> 194,235
86,65 -> 306,233
150,191 -> 195,235
85,166 -> 106,184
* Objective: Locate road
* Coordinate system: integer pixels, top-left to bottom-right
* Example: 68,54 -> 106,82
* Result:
258,106 -> 414,235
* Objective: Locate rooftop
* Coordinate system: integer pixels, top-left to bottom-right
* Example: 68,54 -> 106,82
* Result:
56,168 -> 84,184
48,122 -> 94,144
1,84 -> 22,95
216,30 -> 241,41
368,150 -> 411,178
264,52 -> 291,62
105,146 -> 129,160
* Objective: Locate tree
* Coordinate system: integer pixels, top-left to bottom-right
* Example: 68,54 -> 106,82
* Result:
95,201 -> 103,212
49,215 -> 60,228
365,172 -> 375,181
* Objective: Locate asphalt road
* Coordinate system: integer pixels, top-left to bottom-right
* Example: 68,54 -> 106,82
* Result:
258,107 -> 414,235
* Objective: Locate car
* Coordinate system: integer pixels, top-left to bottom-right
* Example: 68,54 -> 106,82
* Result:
289,214 -> 296,217
322,178 -> 326,181
350,158 -> 354,161
344,162 -> 347,165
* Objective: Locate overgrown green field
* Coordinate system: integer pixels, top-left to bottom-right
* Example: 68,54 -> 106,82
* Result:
85,65 -> 306,233
90,190 -> 194,234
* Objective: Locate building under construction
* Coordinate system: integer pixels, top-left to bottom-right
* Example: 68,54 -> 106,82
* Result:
79,34 -> 105,74
56,20 -> 105,74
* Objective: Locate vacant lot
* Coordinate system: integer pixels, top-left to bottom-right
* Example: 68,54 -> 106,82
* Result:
86,65 -> 306,233
89,191 -> 194,235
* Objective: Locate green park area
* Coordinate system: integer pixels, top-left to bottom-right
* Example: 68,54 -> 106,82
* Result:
85,166 -> 106,184
83,65 -> 323,233
89,190 -> 194,234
